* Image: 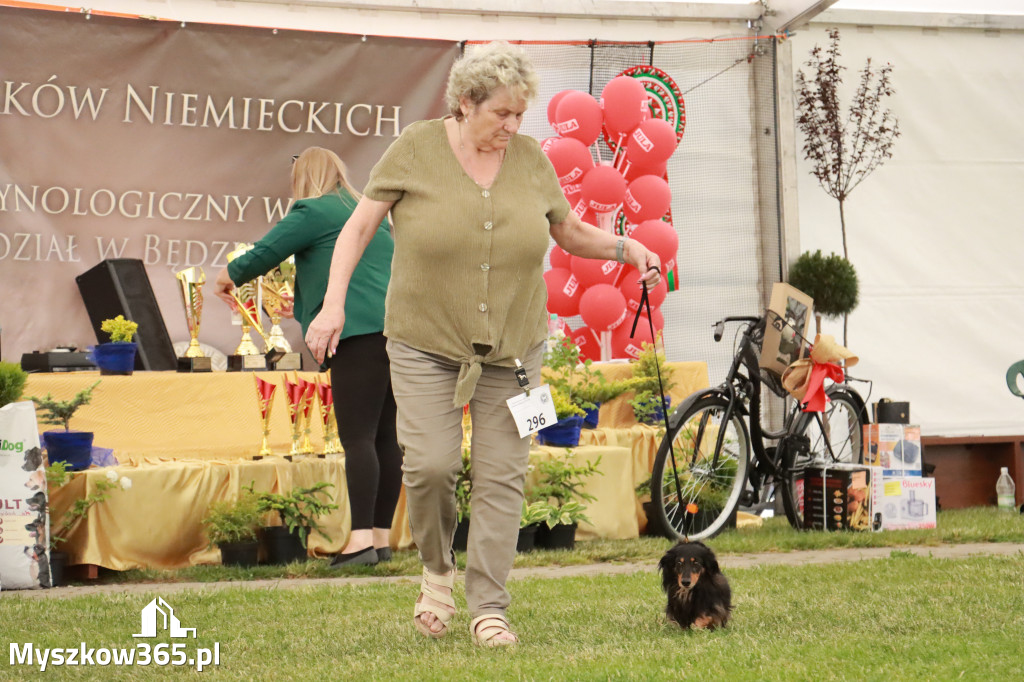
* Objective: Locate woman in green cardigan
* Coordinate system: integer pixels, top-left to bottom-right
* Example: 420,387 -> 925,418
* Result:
213,146 -> 401,567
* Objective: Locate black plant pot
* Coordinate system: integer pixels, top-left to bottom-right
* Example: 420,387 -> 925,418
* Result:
219,540 -> 259,567
261,526 -> 307,564
48,550 -> 68,587
452,518 -> 470,552
516,523 -> 539,553
641,500 -> 672,538
536,522 -> 577,550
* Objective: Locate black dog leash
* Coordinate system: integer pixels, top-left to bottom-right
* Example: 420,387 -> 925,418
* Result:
629,266 -> 691,538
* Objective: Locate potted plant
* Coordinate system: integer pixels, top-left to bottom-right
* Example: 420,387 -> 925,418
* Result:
249,481 -> 338,564
0,360 -> 28,408
46,460 -> 133,585
787,249 -> 859,337
453,448 -> 472,552
90,314 -> 139,375
535,387 -> 587,447
29,380 -> 100,471
202,489 -> 263,567
628,341 -> 677,426
517,499 -> 549,553
528,451 -> 602,550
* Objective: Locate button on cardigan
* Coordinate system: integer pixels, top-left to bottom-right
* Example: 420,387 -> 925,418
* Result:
364,118 -> 571,406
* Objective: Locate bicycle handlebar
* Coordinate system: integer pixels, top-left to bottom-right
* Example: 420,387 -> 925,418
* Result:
712,315 -> 761,342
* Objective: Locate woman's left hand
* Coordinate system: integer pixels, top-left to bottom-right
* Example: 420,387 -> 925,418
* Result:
625,239 -> 662,289
213,267 -> 239,311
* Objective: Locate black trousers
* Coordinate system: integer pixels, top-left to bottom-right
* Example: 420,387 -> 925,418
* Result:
329,332 -> 403,531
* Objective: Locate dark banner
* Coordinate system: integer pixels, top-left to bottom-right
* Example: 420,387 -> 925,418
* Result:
0,6 -> 457,362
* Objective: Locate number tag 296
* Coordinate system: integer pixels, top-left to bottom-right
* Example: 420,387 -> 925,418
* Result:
506,384 -> 558,438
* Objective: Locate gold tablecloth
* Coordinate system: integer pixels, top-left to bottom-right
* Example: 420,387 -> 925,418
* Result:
50,456 -> 350,571
25,371 -> 331,462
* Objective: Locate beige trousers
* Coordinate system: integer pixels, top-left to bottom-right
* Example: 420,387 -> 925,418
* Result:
386,339 -> 543,618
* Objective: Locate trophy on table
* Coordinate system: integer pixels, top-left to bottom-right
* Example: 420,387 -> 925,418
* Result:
297,375 -> 318,456
226,243 -> 284,372
316,375 -> 342,455
254,374 -> 277,457
261,256 -> 301,371
174,266 -> 213,372
282,374 -> 306,457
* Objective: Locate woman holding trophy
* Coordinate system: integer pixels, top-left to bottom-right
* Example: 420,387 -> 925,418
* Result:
213,146 -> 401,567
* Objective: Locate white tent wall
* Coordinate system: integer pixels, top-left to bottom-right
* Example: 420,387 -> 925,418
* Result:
790,14 -> 1024,436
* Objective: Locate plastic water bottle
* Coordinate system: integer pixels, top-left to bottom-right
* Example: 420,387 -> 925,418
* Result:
547,313 -> 560,336
996,467 -> 1015,511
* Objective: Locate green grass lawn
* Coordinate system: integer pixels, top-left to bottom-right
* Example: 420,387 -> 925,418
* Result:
87,506 -> 1024,585
2,551 -> 1022,680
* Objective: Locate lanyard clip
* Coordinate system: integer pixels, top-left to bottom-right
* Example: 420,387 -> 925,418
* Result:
513,358 -> 530,396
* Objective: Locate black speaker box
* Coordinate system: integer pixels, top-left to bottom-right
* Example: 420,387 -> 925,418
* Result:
76,259 -> 177,371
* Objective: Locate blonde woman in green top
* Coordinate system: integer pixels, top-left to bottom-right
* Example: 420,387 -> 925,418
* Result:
306,43 -> 661,646
214,147 -> 402,568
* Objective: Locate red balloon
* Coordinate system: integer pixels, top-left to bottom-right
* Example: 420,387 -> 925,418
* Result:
572,326 -> 601,363
581,164 -> 627,215
543,267 -> 582,317
569,255 -> 623,289
639,306 -> 665,332
618,270 -> 667,313
544,137 -> 594,186
549,245 -> 571,270
579,283 -> 628,332
623,175 -> 672,224
547,90 -> 571,129
601,76 -> 648,138
631,219 -> 679,273
610,319 -> 654,360
627,118 -> 678,171
624,158 -> 666,183
554,91 -> 603,146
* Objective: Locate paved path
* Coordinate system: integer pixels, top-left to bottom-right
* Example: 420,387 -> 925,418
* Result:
5,542 -> 1022,600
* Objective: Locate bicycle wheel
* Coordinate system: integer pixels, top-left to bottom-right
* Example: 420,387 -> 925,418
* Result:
651,392 -> 750,541
780,386 -> 867,529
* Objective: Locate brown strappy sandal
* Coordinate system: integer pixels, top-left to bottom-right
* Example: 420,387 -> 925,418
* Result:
413,567 -> 456,639
470,613 -> 519,647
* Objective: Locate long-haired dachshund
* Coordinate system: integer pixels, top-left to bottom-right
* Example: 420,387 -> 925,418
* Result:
658,540 -> 732,629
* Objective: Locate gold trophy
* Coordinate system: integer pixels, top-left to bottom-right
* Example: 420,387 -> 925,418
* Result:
282,374 -> 305,457
174,267 -> 213,372
226,243 -> 276,371
297,376 -> 317,456
261,257 -> 301,371
254,374 -> 277,457
316,375 -> 342,455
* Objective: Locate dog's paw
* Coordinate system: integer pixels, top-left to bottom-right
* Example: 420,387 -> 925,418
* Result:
693,615 -> 713,629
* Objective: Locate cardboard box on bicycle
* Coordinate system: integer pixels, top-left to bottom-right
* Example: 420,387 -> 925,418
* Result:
868,470 -> 936,531
759,283 -> 814,377
863,423 -> 923,478
801,463 -> 872,531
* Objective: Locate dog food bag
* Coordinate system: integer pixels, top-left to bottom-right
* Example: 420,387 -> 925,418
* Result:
0,401 -> 50,589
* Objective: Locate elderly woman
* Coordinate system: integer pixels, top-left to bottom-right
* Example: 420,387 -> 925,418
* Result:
214,147 -> 403,568
305,42 -> 660,646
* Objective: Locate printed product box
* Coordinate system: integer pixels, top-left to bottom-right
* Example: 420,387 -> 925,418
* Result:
869,471 -> 936,531
759,282 -> 814,377
863,423 -> 922,478
802,464 -> 872,531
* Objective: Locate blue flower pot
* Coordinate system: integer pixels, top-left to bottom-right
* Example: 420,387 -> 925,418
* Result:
89,342 -> 137,375
42,430 -> 94,471
637,395 -> 672,426
582,403 -> 601,429
536,415 -> 583,447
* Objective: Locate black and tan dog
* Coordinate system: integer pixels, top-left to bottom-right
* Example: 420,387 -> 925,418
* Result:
658,540 -> 732,629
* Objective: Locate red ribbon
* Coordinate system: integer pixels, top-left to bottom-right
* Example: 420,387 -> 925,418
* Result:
801,362 -> 845,413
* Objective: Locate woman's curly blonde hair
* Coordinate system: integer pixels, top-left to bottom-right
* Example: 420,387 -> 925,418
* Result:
445,41 -> 539,119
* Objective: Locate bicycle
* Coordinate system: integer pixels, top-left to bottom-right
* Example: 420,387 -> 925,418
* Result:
650,313 -> 870,541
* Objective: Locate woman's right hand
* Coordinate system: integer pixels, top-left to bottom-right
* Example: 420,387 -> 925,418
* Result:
213,267 -> 239,312
305,307 -> 345,364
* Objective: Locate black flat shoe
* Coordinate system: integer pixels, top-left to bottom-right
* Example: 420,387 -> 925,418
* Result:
375,547 -> 392,562
329,547 -> 378,567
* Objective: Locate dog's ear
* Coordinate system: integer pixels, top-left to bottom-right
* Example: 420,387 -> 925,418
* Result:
698,544 -> 721,574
